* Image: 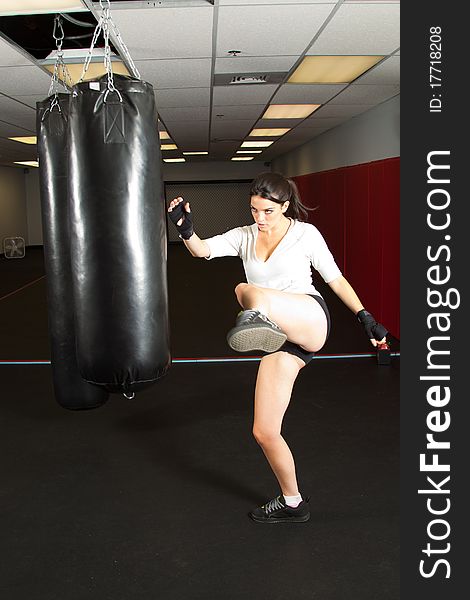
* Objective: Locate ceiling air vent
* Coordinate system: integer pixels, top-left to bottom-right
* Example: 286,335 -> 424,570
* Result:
213,72 -> 287,86
230,74 -> 268,84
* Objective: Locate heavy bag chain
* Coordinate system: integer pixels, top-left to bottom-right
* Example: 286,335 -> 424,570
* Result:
79,0 -> 140,103
46,15 -> 73,112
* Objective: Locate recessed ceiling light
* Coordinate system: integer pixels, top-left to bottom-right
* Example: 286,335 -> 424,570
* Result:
232,156 -> 254,161
159,131 -> 171,140
8,136 -> 37,145
236,150 -> 263,154
163,158 -> 185,163
14,160 -> 39,167
183,152 -> 209,155
288,56 -> 385,84
0,1 -> 85,15
161,144 -> 178,150
262,105 -> 321,119
249,128 -> 290,137
241,141 -> 274,148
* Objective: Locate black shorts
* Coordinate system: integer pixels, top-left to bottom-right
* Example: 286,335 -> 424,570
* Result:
279,294 -> 331,365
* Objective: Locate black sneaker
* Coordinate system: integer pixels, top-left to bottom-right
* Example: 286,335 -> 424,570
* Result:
249,495 -> 310,524
227,309 -> 287,353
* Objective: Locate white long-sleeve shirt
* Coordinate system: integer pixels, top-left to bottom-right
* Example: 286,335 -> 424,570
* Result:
205,219 -> 342,296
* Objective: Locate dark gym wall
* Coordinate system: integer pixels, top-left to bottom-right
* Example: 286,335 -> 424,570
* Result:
165,181 -> 253,242
0,166 -> 28,247
294,157 -> 400,339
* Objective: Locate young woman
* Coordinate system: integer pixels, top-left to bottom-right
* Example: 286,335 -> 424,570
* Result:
168,172 -> 387,524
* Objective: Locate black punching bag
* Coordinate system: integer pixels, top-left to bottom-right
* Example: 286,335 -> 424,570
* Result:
37,94 -> 109,410
68,75 -> 171,394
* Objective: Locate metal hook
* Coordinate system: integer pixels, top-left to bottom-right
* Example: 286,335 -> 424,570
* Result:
53,15 -> 65,42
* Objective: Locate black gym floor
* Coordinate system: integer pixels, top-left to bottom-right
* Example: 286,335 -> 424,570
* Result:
0,247 -> 399,600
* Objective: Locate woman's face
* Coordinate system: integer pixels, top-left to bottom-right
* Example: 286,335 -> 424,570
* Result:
250,195 -> 289,232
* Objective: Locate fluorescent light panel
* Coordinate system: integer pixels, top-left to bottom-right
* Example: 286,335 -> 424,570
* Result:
9,136 -> 37,145
163,158 -> 185,163
241,141 -> 273,148
161,144 -> 178,150
262,104 -> 320,119
236,150 -> 262,154
15,161 -> 39,167
288,56 -> 385,84
232,157 -> 254,161
159,131 -> 171,140
249,128 -> 290,137
183,152 -> 208,155
0,1 -> 85,16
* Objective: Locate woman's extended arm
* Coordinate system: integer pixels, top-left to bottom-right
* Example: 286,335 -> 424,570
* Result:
327,275 -> 364,314
182,232 -> 210,258
167,197 -> 210,258
328,275 -> 386,345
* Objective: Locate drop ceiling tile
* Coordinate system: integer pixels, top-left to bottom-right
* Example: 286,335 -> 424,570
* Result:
308,3 -> 400,55
282,127 -> 334,142
10,94 -> 55,108
135,59 -> 212,89
158,106 -> 210,121
311,104 -> 373,118
0,37 -> 34,67
0,66 -> 52,95
213,84 -> 278,106
297,116 -> 345,129
211,119 -> 255,140
0,95 -> 37,130
219,0 -> 331,4
215,56 -> 297,74
262,141 -> 305,159
165,121 -> 209,144
110,7 -> 213,60
329,84 -> 400,105
271,84 -> 347,104
211,105 -> 266,120
0,121 -> 34,136
0,137 -> 31,152
155,88 -> 210,108
355,56 -> 400,85
216,3 -> 335,57
209,140 -> 241,155
0,143 -> 37,163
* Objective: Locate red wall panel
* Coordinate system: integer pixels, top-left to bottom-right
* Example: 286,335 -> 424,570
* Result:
344,164 -> 373,308
368,161 -> 386,323
381,159 -> 400,338
293,157 -> 400,339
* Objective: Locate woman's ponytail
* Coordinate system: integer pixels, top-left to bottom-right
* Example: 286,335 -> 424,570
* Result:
286,178 -> 309,221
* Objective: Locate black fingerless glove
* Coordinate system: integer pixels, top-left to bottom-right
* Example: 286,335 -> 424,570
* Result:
168,202 -> 194,240
356,309 -> 388,341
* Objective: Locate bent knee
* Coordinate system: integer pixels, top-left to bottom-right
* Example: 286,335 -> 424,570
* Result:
252,426 -> 281,447
234,282 -> 248,295
261,352 -> 304,376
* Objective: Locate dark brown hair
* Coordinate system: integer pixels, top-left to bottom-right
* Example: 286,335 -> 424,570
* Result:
249,171 -> 311,221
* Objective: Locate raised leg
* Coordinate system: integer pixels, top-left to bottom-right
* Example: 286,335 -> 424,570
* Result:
235,282 -> 328,352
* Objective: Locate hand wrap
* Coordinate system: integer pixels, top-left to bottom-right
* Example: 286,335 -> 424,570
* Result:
168,202 -> 194,240
356,309 -> 388,342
